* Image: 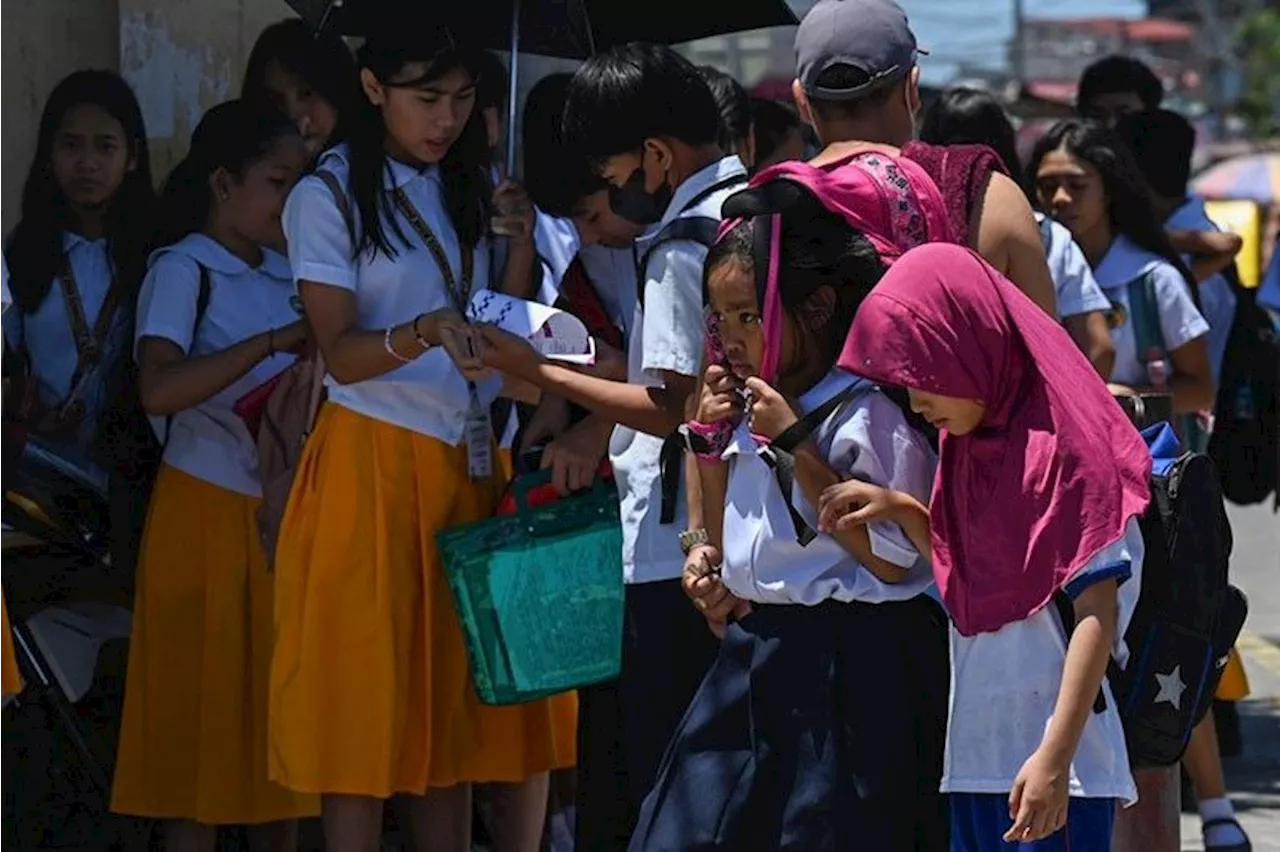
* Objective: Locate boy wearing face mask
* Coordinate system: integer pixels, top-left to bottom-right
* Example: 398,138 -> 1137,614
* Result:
474,43 -> 746,850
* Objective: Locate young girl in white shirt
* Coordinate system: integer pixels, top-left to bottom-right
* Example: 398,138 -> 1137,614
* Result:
269,20 -> 573,852
630,191 -> 948,851
829,243 -> 1153,851
111,99 -> 315,850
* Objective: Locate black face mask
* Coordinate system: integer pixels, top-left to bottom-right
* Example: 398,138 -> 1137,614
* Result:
607,164 -> 672,226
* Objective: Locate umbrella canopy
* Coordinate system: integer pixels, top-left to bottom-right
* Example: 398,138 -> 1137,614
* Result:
289,0 -> 797,57
1192,152 -> 1280,205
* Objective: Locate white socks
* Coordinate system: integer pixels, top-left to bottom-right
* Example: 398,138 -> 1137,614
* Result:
1200,797 -> 1249,848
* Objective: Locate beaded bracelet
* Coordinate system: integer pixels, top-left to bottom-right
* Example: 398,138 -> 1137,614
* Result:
384,325 -> 413,363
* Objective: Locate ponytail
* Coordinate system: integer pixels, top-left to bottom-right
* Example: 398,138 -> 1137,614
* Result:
157,99 -> 299,247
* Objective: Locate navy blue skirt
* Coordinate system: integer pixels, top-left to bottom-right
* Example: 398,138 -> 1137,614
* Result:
627,595 -> 950,852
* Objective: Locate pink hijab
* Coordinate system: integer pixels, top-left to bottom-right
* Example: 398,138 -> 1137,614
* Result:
841,244 -> 1152,636
710,148 -> 955,384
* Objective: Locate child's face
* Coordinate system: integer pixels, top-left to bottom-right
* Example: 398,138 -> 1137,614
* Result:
262,60 -> 340,157
907,388 -> 986,436
363,63 -> 476,165
573,190 -> 644,248
217,135 -> 309,249
51,103 -> 135,212
1036,147 -> 1108,244
707,257 -> 772,380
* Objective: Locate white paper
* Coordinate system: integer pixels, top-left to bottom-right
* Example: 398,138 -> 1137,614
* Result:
467,290 -> 596,365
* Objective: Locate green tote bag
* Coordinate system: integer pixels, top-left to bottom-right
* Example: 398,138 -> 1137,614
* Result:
436,471 -> 625,705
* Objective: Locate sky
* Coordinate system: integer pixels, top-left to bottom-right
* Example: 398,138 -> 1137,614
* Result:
851,0 -> 1150,85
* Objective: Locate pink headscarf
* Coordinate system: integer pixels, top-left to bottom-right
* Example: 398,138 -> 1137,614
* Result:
709,148 -> 955,384
841,244 -> 1152,636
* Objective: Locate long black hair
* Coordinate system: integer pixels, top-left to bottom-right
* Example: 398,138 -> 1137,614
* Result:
241,18 -> 361,147
704,193 -> 886,387
156,99 -> 300,247
346,26 -> 491,260
6,70 -> 156,316
1028,119 -> 1197,298
919,87 -> 1022,180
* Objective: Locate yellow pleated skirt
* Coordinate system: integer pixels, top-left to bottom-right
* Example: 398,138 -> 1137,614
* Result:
2,591 -> 20,698
268,403 -> 577,799
1216,646 -> 1250,702
111,465 -> 319,824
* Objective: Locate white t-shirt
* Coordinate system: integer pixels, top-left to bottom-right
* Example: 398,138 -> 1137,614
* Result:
135,234 -> 300,497
941,518 -> 1144,804
283,145 -> 502,441
1166,197 -> 1237,389
533,211 -> 583,306
611,155 -> 748,585
1036,213 -> 1111,321
1093,235 -> 1210,388
722,371 -> 936,605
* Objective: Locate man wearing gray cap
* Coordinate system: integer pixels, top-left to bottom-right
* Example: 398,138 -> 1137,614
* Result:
792,0 -> 1058,317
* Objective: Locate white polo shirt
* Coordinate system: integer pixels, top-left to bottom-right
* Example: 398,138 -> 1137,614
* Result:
1035,213 -> 1111,321
135,233 -> 300,497
283,144 -> 502,442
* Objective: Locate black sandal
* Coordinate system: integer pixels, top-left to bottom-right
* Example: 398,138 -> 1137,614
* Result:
1203,816 -> 1252,852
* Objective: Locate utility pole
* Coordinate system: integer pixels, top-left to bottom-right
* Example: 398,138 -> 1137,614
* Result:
1011,0 -> 1027,86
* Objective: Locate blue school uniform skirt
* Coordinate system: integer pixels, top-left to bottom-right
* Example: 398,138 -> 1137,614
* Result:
950,793 -> 1117,852
627,594 -> 950,852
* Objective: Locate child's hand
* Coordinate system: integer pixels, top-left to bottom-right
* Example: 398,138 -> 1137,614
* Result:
474,323 -> 542,378
682,544 -> 749,636
696,365 -> 744,424
743,377 -> 799,440
1005,747 -> 1070,843
817,479 -> 900,532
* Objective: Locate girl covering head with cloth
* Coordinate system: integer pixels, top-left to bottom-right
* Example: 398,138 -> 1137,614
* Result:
637,182 -> 948,851
829,242 -> 1151,850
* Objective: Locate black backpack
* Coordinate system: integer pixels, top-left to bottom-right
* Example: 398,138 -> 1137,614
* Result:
1056,423 -> 1247,768
1208,266 -> 1279,509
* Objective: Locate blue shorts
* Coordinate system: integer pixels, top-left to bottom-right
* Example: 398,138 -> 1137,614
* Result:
950,793 -> 1117,852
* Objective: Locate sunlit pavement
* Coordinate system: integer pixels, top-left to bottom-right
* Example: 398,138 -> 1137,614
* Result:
1181,502 -> 1280,851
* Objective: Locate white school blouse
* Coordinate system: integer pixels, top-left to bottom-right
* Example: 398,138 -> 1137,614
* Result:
283,144 -> 502,442
1035,213 -> 1111,321
612,154 -> 747,585
135,234 -> 300,497
941,518 -> 1144,804
2,232 -> 119,411
721,370 -> 937,605
1093,235 -> 1209,388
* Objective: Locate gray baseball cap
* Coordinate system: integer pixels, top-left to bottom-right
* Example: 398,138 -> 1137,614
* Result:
795,0 -> 925,101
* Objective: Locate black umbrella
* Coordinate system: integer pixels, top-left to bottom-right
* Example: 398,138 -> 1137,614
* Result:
285,0 -> 798,170
293,0 -> 796,57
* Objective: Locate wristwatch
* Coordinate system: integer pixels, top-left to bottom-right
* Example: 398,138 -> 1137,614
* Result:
679,527 -> 710,555
679,423 -> 713,456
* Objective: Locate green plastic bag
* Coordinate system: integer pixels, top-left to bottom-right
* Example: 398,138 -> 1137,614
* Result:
437,471 -> 624,705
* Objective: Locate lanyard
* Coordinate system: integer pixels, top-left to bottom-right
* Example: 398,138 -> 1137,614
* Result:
56,250 -> 121,414
391,188 -> 475,316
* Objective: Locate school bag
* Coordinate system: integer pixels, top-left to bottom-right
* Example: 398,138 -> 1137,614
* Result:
1207,266 -> 1279,508
1055,422 -> 1247,769
233,171 -> 346,565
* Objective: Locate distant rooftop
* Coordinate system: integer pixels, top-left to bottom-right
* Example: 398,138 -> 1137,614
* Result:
1026,16 -> 1195,42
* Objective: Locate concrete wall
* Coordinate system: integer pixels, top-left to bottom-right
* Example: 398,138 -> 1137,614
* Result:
1,0 -> 294,234
2,0 -> 121,232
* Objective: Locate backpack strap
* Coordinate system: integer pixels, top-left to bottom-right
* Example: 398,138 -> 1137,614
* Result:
313,169 -> 354,234
1126,271 -> 1166,365
760,381 -> 877,545
1052,589 -> 1109,714
162,262 -> 212,446
635,173 -> 749,305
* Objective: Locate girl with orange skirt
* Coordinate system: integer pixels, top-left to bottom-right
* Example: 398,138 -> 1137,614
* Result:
271,20 -> 575,852
110,100 -> 317,850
